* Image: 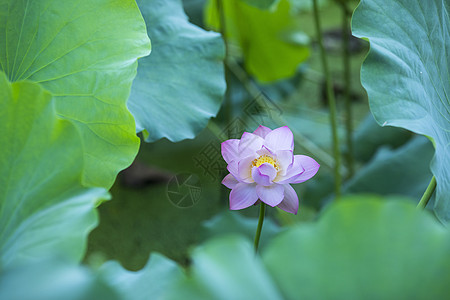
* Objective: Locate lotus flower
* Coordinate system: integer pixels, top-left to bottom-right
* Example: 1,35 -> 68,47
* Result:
221,125 -> 320,214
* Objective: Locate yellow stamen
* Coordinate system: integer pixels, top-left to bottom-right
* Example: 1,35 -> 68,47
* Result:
252,155 -> 279,171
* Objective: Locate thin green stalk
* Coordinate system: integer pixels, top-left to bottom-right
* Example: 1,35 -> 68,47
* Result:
341,2 -> 354,178
216,0 -> 232,138
312,0 -> 342,197
417,176 -> 437,209
254,203 -> 266,253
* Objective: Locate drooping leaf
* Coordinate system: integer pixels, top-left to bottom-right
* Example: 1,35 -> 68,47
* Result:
99,253 -> 184,300
352,0 -> 450,221
0,0 -> 151,188
263,196 -> 450,299
165,235 -> 284,300
205,0 -> 310,82
0,73 -> 107,269
128,0 -> 225,142
0,259 -> 120,300
344,136 -> 434,200
353,113 -> 412,162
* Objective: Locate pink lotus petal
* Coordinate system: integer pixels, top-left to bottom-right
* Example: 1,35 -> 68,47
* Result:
280,155 -> 320,184
221,139 -> 240,164
264,126 -> 294,152
256,184 -> 284,207
227,160 -> 240,180
274,150 -> 293,176
274,156 -> 303,183
230,183 -> 258,210
277,184 -> 299,214
253,125 -> 272,138
222,173 -> 239,189
238,155 -> 257,183
238,132 -> 264,157
251,163 -> 277,186
258,163 -> 277,179
256,145 -> 275,157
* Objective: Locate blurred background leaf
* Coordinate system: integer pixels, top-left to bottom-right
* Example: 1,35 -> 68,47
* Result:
201,210 -> 282,250
0,259 -> 120,300
344,136 -> 434,201
162,197 -> 450,299
353,113 -> 413,162
166,235 -> 284,300
240,0 -> 280,10
99,253 -> 184,300
205,0 -> 310,82
264,196 -> 450,299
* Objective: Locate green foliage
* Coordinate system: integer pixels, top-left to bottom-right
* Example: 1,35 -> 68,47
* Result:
160,197 -> 450,299
344,136 -> 434,199
289,0 -> 328,14
353,113 -> 412,162
264,196 -> 450,299
166,235 -> 284,300
201,210 -> 282,249
205,0 -> 310,82
0,0 -> 151,188
1,0 -> 449,298
0,73 -> 107,269
99,253 -> 184,300
129,0 -> 225,142
352,0 -> 450,221
240,0 -> 280,10
0,259 -> 120,300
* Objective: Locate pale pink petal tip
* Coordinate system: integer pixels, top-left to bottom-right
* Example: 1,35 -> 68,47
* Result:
276,184 -> 299,214
264,126 -> 294,152
289,155 -> 320,184
253,125 -> 272,138
238,132 -> 265,157
221,139 -> 240,164
222,173 -> 239,189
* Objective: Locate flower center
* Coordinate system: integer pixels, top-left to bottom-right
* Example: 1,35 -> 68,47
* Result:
252,155 -> 279,171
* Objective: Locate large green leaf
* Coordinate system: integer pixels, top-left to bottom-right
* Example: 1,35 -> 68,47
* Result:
0,73 -> 106,269
205,0 -> 310,82
128,0 -> 225,142
352,0 -> 450,221
99,253 -> 184,300
0,0 -> 151,188
0,259 -> 120,300
263,196 -> 450,299
166,235 -> 284,300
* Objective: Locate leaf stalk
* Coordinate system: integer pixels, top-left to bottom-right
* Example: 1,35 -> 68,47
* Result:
312,0 -> 342,197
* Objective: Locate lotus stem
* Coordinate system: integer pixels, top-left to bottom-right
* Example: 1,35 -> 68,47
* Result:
254,203 -> 266,253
